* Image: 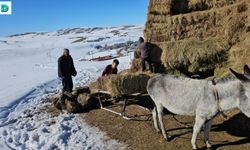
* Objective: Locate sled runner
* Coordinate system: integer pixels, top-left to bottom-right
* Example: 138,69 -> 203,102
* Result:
91,89 -> 150,120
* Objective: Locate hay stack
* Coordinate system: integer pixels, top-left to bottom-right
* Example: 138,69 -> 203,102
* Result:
144,0 -> 250,77
90,73 -> 153,97
188,0 -> 243,11
161,37 -> 230,73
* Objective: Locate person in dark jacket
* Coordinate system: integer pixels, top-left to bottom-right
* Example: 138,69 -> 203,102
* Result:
139,37 -> 153,72
58,49 -> 77,93
102,59 -> 119,76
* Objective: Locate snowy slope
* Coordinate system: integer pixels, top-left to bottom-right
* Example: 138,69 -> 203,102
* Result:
0,25 -> 143,149
0,25 -> 143,107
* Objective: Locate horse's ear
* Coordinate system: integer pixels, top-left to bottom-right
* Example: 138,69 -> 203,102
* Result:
229,68 -> 249,81
244,64 -> 250,78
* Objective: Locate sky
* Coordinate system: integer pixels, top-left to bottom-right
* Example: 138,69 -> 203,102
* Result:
0,0 -> 148,36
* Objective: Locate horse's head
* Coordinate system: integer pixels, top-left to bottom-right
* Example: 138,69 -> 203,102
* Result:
230,65 -> 250,117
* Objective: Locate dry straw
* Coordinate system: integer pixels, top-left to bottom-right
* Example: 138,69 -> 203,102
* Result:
90,73 -> 153,96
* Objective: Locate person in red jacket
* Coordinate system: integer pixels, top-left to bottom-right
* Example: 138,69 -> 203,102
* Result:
102,59 -> 119,76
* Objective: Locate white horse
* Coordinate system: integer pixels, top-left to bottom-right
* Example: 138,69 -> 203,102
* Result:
147,65 -> 250,149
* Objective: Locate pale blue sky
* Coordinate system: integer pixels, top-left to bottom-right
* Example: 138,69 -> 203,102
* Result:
0,0 -> 148,36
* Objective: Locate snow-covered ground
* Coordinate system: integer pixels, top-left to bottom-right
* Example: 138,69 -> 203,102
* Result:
0,25 -> 143,149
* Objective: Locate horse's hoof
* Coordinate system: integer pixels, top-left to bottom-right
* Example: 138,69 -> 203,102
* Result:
166,135 -> 172,142
206,142 -> 212,149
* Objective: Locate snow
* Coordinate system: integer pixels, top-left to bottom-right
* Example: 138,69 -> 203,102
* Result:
0,25 -> 143,149
0,25 -> 143,107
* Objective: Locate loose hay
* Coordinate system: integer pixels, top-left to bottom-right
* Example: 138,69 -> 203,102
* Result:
52,91 -> 98,113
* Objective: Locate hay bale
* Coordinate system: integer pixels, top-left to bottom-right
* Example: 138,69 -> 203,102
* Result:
91,73 -> 153,96
77,93 -> 92,107
119,69 -> 132,75
53,99 -> 65,110
73,86 -> 90,95
52,92 -> 82,113
131,59 -> 141,72
65,100 -> 81,113
77,93 -> 99,111
161,37 -> 230,74
53,93 -> 70,110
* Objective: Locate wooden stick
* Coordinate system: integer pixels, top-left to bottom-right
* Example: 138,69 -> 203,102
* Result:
121,97 -> 128,117
98,93 -> 103,109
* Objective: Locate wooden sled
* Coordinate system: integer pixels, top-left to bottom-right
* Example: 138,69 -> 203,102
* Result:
91,89 -> 150,120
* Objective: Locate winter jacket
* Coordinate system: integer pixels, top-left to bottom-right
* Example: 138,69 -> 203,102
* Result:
102,65 -> 118,76
58,55 -> 77,78
139,42 -> 150,59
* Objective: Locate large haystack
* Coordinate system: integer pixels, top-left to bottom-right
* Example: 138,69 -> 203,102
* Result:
89,73 -> 154,97
143,0 -> 250,78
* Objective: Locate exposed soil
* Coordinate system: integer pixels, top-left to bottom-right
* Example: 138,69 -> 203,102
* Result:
46,95 -> 250,150
81,97 -> 250,150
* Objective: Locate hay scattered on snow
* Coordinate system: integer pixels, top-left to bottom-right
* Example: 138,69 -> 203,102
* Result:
53,91 -> 98,113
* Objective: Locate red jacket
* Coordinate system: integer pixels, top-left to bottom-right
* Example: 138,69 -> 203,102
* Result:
102,65 -> 118,76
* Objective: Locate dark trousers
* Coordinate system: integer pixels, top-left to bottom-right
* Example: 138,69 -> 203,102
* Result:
141,57 -> 153,72
62,76 -> 73,92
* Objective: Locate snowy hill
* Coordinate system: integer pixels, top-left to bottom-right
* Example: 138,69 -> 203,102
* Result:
0,25 -> 143,107
0,25 -> 143,149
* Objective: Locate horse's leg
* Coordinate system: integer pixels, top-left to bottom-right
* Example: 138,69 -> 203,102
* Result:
152,107 -> 160,132
191,115 -> 205,150
204,119 -> 212,148
156,104 -> 171,141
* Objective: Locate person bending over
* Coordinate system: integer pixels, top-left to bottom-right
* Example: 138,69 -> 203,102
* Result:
102,59 -> 119,76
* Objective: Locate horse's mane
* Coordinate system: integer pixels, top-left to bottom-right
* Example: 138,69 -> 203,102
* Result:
214,75 -> 236,84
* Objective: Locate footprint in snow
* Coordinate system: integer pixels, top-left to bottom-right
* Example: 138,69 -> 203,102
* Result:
7,137 -> 13,143
41,128 -> 50,133
32,133 -> 39,142
60,124 -> 71,131
14,134 -> 21,146
22,133 -> 29,142
62,115 -> 75,122
2,130 -> 8,136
